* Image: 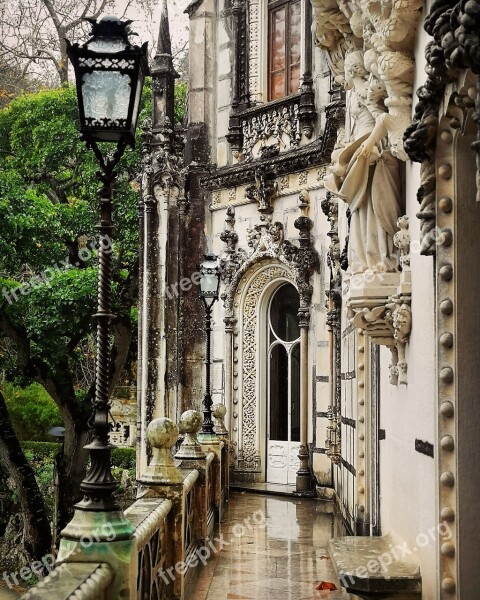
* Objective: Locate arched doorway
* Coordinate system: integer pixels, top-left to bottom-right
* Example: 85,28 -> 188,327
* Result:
266,282 -> 301,484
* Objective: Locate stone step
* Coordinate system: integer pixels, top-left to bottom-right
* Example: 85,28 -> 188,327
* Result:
328,535 -> 422,595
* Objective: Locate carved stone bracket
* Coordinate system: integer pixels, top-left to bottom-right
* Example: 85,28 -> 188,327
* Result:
245,166 -> 278,214
346,216 -> 412,385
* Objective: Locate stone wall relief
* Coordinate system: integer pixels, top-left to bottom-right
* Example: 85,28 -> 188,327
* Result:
311,0 -> 421,278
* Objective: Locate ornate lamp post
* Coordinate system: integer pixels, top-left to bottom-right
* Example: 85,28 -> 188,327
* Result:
198,253 -> 221,441
62,16 -> 148,540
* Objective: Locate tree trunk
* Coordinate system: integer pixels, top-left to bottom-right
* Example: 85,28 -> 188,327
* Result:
55,410 -> 89,535
0,391 -> 52,563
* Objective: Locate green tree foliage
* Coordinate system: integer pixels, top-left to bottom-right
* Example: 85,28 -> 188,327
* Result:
2,383 -> 61,441
0,79 -> 185,536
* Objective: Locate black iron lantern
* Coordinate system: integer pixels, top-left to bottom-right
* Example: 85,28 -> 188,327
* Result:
198,253 -> 221,439
199,252 -> 221,308
67,15 -> 148,146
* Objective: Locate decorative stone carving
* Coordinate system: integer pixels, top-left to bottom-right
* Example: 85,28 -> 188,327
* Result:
322,193 -> 342,447
394,215 -> 411,272
324,50 -> 405,275
312,0 -> 421,274
347,283 -> 412,386
141,118 -> 187,206
386,294 -> 412,386
245,166 -> 278,214
220,207 -> 247,284
241,98 -> 302,162
404,0 -> 480,255
326,405 -> 341,464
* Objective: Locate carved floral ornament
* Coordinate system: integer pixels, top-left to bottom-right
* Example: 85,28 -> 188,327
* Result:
140,117 -> 187,206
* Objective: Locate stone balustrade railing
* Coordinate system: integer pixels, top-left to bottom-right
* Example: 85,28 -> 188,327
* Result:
22,407 -> 229,600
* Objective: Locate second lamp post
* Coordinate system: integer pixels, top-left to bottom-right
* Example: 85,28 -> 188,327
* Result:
198,253 -> 221,441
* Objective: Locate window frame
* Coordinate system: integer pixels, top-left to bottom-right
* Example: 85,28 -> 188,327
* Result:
267,0 -> 302,101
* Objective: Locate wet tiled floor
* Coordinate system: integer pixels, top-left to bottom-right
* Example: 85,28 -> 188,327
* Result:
191,491 -> 359,600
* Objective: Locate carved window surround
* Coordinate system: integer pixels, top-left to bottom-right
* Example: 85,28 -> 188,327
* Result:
227,0 -> 316,160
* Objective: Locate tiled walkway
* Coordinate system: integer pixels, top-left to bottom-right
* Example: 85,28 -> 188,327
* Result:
191,492 -> 360,600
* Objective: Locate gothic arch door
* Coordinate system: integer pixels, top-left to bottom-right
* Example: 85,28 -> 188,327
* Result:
266,283 -> 301,484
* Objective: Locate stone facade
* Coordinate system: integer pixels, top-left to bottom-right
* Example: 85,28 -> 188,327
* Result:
137,0 -> 480,597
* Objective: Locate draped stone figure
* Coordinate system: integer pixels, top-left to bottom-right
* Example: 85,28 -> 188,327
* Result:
324,51 -> 404,274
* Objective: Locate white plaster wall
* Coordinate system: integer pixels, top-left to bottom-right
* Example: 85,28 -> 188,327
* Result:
376,18 -> 438,599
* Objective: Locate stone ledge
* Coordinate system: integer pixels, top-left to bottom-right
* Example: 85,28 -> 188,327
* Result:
328,535 -> 422,594
21,563 -> 112,600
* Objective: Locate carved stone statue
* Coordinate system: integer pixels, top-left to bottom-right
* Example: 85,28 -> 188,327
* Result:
324,51 -> 404,274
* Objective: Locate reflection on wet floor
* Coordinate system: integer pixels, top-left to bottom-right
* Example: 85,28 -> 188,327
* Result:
191,491 -> 358,600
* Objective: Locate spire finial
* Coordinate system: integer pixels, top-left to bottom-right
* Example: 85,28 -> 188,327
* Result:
157,0 -> 172,56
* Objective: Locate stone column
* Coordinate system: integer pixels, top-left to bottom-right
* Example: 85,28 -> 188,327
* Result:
296,308 -> 312,494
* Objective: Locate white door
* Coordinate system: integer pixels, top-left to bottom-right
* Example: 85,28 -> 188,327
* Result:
266,284 -> 301,485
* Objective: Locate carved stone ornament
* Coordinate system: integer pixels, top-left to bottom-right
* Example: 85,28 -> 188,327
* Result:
346,216 -> 412,385
220,193 -> 320,471
322,192 -> 342,461
311,0 -> 420,275
240,97 -> 302,162
403,0 -> 480,254
245,166 -> 278,214
140,117 -> 187,207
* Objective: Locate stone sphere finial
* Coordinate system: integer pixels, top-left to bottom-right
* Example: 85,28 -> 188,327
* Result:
139,417 -> 183,485
175,410 -> 206,459
147,417 -> 178,449
212,403 -> 229,437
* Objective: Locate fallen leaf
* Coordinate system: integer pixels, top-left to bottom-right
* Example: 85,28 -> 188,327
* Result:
316,581 -> 337,591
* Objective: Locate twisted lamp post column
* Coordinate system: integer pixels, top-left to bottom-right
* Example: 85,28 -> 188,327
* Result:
200,302 -> 215,436
79,143 -> 126,511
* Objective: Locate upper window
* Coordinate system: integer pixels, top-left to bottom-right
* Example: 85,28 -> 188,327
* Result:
268,0 -> 301,101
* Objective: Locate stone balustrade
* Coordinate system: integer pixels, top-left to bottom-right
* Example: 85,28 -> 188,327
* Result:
22,407 -> 229,600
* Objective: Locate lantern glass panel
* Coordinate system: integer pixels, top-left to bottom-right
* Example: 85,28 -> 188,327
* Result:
82,71 -> 131,124
200,254 -> 220,306
86,38 -> 128,53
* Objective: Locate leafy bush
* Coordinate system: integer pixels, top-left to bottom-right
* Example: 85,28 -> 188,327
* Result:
112,447 -> 136,470
20,441 -> 61,460
3,384 -> 62,441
